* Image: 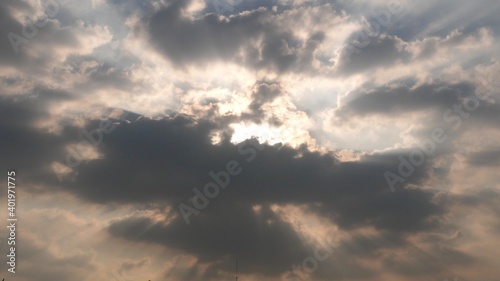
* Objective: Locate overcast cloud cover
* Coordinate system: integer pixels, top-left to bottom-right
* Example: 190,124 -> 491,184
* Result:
0,0 -> 499,280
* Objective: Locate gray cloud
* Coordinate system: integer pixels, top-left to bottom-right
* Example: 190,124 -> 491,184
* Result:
145,0 -> 325,74
0,89 -> 76,183
241,80 -> 284,124
338,34 -> 410,75
336,81 -> 477,118
28,114 -> 451,279
467,148 -> 500,166
0,0 -> 83,73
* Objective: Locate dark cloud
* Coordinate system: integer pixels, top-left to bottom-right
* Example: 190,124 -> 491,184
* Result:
0,0 -> 31,64
241,80 -> 284,124
338,34 -> 410,75
334,80 -> 500,142
30,114 -> 450,279
0,0 -> 81,73
467,148 -> 500,166
0,88 -> 76,184
109,202 -> 309,278
336,81 -> 476,118
145,0 -> 324,74
457,188 -> 500,213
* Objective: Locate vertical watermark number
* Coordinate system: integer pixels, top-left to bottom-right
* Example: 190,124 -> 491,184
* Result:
6,170 -> 17,274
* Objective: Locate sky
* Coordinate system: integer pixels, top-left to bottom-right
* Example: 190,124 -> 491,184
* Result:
0,0 -> 500,280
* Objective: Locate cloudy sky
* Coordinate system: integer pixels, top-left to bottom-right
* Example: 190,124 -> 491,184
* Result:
1,0 -> 500,280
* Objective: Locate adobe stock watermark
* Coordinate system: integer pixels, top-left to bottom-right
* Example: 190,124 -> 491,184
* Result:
7,0 -> 60,54
53,109 -> 130,182
178,134 -> 274,224
341,1 -> 404,63
281,232 -> 338,281
384,74 -> 495,192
